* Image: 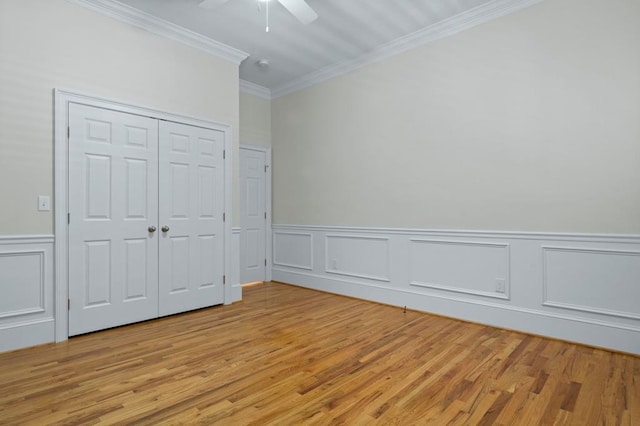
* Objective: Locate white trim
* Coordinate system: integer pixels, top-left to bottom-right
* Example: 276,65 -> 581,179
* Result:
273,268 -> 640,355
273,224 -> 640,244
409,238 -> 511,300
0,250 -> 46,319
542,246 -> 640,321
0,235 -> 54,244
324,234 -> 391,282
240,80 -> 272,100
271,224 -> 640,354
240,144 -> 273,282
271,0 -> 544,98
54,88 -> 234,343
273,269 -> 640,334
67,0 -> 248,65
0,237 -> 55,353
273,231 -> 313,271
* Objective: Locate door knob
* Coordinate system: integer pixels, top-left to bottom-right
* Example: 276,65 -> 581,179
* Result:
161,225 -> 170,232
148,226 -> 157,233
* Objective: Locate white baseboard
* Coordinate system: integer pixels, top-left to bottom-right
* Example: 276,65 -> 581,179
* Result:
0,235 -> 55,352
272,225 -> 640,355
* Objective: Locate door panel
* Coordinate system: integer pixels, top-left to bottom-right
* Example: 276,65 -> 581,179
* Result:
68,103 -> 159,336
159,121 -> 225,316
240,148 -> 266,283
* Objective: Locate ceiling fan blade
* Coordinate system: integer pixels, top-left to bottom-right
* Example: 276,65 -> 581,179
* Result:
198,0 -> 230,9
277,0 -> 318,25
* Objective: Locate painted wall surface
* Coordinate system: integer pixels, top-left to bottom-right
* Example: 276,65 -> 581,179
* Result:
0,0 -> 240,234
240,92 -> 271,147
271,0 -> 640,234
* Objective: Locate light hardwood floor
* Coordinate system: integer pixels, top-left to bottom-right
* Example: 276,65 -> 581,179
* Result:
1,282 -> 638,425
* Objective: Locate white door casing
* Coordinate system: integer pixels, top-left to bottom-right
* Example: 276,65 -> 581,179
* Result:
159,121 -> 225,316
240,146 -> 271,284
68,103 -> 159,336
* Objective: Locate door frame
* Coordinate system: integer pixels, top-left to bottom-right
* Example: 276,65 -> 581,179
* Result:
54,89 -> 234,343
239,143 -> 272,283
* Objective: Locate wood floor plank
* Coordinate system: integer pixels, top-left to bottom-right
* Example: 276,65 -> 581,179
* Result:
0,282 -> 638,425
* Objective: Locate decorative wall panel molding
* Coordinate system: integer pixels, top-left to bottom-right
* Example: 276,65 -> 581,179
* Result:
273,231 -> 313,270
69,0 -> 248,65
272,0 -> 544,97
272,225 -> 640,355
325,235 -> 390,282
409,239 -> 510,300
542,246 -> 640,320
0,236 -> 55,353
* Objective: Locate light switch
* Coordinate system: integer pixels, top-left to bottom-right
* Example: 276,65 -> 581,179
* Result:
38,196 -> 50,211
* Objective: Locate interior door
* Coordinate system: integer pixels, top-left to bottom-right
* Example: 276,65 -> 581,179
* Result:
158,121 -> 225,316
68,103 -> 159,336
240,148 -> 266,283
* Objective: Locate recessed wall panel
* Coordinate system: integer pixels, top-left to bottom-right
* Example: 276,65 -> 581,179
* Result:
125,126 -> 148,148
246,229 -> 260,268
86,119 -> 111,143
199,235 -> 216,288
0,252 -> 44,317
326,235 -> 390,281
543,247 -> 640,319
85,241 -> 111,306
170,237 -> 189,293
409,239 -> 509,299
125,158 -> 147,219
170,133 -> 190,153
198,166 -> 215,218
124,239 -> 147,300
199,137 -> 215,157
273,232 -> 313,270
170,163 -> 189,218
85,154 -> 111,219
246,178 -> 260,217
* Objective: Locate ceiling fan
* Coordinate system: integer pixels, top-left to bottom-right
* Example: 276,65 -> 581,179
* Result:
199,0 -> 318,25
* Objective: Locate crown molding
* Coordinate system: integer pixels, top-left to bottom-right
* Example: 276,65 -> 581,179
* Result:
239,80 -> 272,100
271,0 -> 543,98
67,0 -> 249,65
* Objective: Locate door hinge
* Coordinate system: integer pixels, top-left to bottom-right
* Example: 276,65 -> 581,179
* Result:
264,165 -> 267,173
223,150 -> 226,160
223,275 -> 226,285
265,258 -> 267,266
68,213 -> 70,224
223,213 -> 226,222
264,212 -> 267,219
67,126 -> 70,138
68,299 -> 70,310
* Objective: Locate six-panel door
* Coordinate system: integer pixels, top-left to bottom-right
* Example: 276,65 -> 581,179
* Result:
68,104 -> 225,336
240,148 -> 266,283
158,121 -> 225,316
68,104 -> 160,336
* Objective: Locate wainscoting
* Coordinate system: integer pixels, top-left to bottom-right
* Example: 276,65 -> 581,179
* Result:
0,236 -> 54,352
272,225 -> 640,355
1,231 -> 241,353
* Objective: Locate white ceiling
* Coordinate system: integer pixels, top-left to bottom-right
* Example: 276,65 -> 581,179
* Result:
104,0 -> 537,96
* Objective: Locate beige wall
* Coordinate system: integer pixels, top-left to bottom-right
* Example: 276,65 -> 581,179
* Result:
272,0 -> 640,234
239,92 -> 271,147
0,0 -> 240,234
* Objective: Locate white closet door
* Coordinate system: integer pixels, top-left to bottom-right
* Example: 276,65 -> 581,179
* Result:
68,103 -> 159,336
240,148 -> 266,283
158,121 -> 225,316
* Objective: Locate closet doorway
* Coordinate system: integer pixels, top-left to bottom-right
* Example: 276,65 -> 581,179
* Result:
55,91 -> 232,339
